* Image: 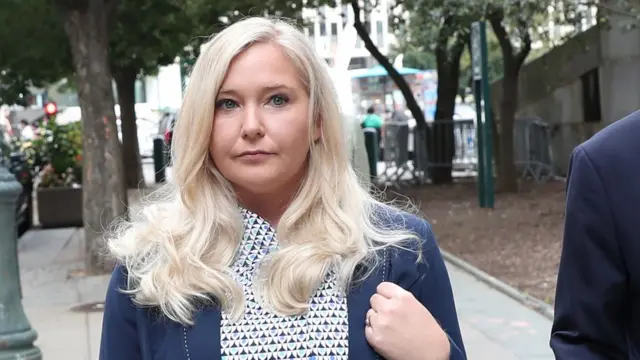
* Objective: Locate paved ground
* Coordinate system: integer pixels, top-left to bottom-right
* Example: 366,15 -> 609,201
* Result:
14,225 -> 554,360
448,264 -> 554,359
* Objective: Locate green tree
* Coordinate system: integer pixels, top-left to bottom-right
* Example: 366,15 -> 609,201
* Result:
392,0 -> 481,183
0,0 -> 72,105
391,43 -> 436,71
110,0 -> 195,189
394,0 -> 612,191
483,0 -> 627,192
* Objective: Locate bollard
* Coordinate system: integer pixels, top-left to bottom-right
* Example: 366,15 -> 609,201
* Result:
153,137 -> 166,183
0,165 -> 41,360
363,128 -> 379,182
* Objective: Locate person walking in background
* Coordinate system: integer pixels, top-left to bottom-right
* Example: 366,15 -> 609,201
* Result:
361,106 -> 383,130
361,106 -> 383,164
360,106 -> 383,180
551,111 -> 640,359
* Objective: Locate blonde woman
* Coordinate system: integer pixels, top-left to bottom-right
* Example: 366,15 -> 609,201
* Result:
100,17 -> 466,360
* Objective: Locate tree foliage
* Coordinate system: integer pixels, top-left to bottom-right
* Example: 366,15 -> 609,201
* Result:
111,0 -> 194,74
393,0 -> 602,189
110,0 -> 196,188
0,0 -> 72,105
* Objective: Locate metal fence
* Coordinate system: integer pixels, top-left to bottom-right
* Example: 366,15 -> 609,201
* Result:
379,122 -> 415,185
376,119 -> 478,187
370,116 -> 563,187
513,116 -> 556,182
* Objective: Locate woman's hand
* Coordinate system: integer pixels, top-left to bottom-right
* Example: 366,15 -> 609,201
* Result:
365,282 -> 451,360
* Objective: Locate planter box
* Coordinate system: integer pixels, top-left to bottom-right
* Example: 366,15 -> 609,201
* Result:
37,187 -> 82,228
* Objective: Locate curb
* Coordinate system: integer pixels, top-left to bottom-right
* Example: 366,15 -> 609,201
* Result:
441,249 -> 555,321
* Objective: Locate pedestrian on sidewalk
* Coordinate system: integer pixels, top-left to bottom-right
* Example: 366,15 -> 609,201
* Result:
551,111 -> 640,358
100,16 -> 466,360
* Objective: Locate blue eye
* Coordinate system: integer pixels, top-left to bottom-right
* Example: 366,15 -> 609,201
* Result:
216,99 -> 237,110
269,95 -> 288,107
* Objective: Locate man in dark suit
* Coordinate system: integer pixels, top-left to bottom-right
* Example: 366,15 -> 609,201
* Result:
551,111 -> 640,359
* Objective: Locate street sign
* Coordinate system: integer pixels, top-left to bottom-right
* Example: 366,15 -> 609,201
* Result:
471,22 -> 482,80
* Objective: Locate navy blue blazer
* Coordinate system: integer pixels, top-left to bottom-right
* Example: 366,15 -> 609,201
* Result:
99,211 -> 467,359
551,111 -> 640,359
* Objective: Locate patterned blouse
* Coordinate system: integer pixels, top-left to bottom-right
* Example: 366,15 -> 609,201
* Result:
220,208 -> 349,359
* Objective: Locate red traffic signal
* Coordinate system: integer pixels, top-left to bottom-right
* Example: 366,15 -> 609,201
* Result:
44,102 -> 58,116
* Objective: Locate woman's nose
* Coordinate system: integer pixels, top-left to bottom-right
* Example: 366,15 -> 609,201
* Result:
240,106 -> 265,139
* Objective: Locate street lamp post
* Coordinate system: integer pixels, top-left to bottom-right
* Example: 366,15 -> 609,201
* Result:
0,164 -> 41,360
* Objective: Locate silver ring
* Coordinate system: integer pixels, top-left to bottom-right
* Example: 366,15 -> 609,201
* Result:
365,314 -> 371,327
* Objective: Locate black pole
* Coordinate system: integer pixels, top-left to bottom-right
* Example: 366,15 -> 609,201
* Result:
153,137 -> 166,183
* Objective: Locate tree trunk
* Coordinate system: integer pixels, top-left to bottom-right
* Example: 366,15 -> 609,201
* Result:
489,9 -> 531,193
497,65 -> 519,192
58,0 -> 127,274
491,111 -> 501,171
114,66 -> 145,189
430,33 -> 466,184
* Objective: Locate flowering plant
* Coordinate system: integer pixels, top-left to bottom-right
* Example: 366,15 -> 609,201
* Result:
26,118 -> 83,189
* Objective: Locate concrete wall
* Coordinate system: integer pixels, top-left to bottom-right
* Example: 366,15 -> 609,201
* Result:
491,25 -> 602,126
490,21 -> 640,174
515,79 -> 587,174
598,14 -> 640,123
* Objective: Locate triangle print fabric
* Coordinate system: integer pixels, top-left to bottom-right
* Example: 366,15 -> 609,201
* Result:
220,209 -> 349,359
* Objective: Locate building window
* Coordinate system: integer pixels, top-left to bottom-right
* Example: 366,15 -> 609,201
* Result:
364,13 -> 371,34
376,20 -> 383,46
331,23 -> 338,45
320,22 -> 326,36
308,24 -> 315,38
581,68 -> 601,123
135,78 -> 146,103
348,57 -> 367,69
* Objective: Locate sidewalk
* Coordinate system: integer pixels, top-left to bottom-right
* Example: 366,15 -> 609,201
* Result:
448,263 -> 554,359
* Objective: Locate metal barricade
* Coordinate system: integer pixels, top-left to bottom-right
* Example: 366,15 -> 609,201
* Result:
379,122 -> 422,186
514,116 -> 556,182
370,115 -> 559,187
374,119 -> 478,187
450,119 -> 477,173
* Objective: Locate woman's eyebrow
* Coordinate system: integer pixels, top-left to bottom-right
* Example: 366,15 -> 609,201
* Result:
218,84 -> 294,97
262,84 -> 291,92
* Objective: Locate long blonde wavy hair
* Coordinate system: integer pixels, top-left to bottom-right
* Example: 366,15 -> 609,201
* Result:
108,16 -> 419,325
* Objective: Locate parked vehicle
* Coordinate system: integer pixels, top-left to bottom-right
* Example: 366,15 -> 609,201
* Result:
0,135 -> 33,237
158,109 -> 179,163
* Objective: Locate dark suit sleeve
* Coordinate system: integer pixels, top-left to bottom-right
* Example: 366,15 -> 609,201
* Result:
550,145 -> 629,359
99,265 -> 143,360
414,220 -> 467,360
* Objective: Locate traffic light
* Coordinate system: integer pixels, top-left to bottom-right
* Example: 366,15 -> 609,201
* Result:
44,102 -> 58,120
